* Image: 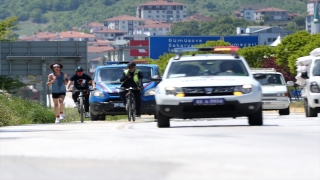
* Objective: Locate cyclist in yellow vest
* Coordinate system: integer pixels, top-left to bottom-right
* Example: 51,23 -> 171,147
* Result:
120,62 -> 144,117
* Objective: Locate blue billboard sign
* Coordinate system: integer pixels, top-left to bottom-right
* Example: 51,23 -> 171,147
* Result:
149,36 -> 220,59
223,36 -> 259,48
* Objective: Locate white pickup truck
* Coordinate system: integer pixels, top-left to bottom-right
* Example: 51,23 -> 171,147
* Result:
296,48 -> 320,117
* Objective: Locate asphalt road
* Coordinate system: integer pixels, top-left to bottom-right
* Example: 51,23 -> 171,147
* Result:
0,113 -> 319,180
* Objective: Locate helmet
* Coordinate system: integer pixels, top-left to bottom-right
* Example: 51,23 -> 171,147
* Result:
127,61 -> 136,68
75,66 -> 84,72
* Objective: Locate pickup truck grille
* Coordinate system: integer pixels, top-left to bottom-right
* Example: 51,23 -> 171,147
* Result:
182,86 -> 235,96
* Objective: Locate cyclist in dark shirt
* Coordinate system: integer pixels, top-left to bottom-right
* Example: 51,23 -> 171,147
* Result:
66,66 -> 96,118
119,62 -> 144,117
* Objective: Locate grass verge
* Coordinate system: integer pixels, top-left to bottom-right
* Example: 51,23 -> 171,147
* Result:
290,101 -> 304,108
0,94 -> 127,127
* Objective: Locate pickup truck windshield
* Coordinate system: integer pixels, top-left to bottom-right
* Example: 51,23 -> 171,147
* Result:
166,60 -> 249,78
96,67 -> 153,84
255,74 -> 286,85
313,59 -> 320,76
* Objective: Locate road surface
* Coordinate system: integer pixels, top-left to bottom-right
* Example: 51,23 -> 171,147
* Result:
0,113 -> 319,180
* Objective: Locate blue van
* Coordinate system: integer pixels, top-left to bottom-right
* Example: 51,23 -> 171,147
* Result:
89,61 -> 160,120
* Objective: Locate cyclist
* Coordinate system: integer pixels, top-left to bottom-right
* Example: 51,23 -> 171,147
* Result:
47,63 -> 68,124
66,66 -> 96,118
119,61 -> 144,117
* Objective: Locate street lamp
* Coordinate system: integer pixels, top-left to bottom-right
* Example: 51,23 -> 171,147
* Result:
313,0 -> 319,23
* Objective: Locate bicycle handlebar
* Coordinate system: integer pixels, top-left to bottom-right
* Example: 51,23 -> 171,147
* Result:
68,89 -> 95,92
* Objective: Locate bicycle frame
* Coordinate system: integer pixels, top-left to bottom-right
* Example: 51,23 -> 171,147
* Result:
71,89 -> 93,123
120,87 -> 140,122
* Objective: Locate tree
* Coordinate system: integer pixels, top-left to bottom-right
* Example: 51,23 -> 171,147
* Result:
261,58 -> 295,81
238,45 -> 276,68
0,16 -> 18,41
275,31 -> 310,67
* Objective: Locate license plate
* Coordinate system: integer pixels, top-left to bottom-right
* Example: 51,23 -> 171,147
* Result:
114,103 -> 124,107
193,98 -> 225,105
263,102 -> 271,105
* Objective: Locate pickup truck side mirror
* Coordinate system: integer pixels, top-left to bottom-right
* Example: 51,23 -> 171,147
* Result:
286,81 -> 294,86
301,71 -> 309,79
151,75 -> 162,82
253,73 -> 266,80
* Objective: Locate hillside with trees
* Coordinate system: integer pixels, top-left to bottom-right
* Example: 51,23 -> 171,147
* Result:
0,0 -> 308,35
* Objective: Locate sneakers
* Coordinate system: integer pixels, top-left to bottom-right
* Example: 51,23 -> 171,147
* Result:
85,112 -> 90,118
55,117 -> 60,124
60,113 -> 65,120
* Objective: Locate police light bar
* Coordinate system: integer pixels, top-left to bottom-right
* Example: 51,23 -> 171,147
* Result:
173,47 -> 214,53
105,61 -> 130,65
133,60 -> 148,64
173,46 -> 239,54
173,46 -> 240,60
213,46 -> 239,52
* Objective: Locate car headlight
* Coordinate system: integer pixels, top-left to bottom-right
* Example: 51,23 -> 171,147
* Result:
310,82 -> 320,93
165,86 -> 184,97
93,90 -> 105,97
233,84 -> 252,96
144,88 -> 156,96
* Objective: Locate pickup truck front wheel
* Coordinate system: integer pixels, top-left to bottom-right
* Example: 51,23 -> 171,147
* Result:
248,105 -> 263,126
304,99 -> 318,117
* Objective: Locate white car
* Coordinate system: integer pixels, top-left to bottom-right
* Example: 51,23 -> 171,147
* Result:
151,47 -> 266,128
251,68 -> 293,115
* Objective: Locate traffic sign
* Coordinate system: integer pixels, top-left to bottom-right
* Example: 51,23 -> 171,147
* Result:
149,36 -> 220,59
223,36 -> 259,48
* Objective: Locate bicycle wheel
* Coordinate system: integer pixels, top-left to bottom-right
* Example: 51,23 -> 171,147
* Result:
127,97 -> 131,121
131,97 -> 136,122
79,97 -> 84,123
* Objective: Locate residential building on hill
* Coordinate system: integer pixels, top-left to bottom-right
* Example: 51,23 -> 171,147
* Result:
234,4 -> 266,21
79,22 -> 104,33
134,20 -> 171,36
93,29 -> 127,40
136,0 -> 187,22
103,15 -> 145,35
254,8 -> 288,21
19,31 -> 96,41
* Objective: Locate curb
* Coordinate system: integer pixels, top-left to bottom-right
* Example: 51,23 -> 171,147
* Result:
263,108 -> 304,113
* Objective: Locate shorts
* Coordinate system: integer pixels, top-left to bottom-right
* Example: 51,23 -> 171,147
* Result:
52,93 -> 66,99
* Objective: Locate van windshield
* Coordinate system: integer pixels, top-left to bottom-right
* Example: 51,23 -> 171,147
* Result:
96,67 -> 153,84
313,59 -> 320,76
255,74 -> 286,85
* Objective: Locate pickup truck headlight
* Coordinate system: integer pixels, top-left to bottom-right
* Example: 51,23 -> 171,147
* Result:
310,82 -> 320,93
165,87 -> 184,97
93,90 -> 105,97
144,88 -> 156,96
233,84 -> 252,96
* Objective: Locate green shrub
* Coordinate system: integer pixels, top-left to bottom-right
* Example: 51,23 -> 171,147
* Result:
0,94 -> 55,126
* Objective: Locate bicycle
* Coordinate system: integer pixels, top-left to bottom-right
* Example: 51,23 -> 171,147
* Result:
69,89 -> 94,123
118,87 -> 140,122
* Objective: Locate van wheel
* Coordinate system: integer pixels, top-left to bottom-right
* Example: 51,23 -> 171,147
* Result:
248,104 -> 263,126
157,110 -> 170,128
279,107 -> 290,115
304,99 -> 318,117
99,114 -> 105,121
90,112 -> 99,121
